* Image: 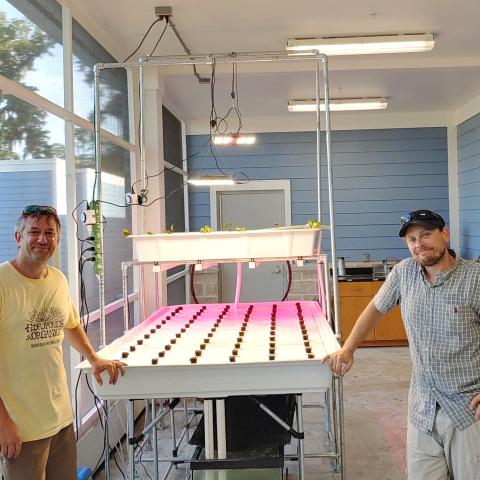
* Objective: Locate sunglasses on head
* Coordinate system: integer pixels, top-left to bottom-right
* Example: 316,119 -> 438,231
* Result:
400,210 -> 443,226
22,205 -> 57,215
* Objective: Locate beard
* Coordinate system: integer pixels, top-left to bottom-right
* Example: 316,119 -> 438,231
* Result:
415,245 -> 447,267
27,246 -> 53,263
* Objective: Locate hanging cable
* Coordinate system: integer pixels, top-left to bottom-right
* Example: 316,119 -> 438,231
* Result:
214,54 -> 243,135
148,19 -> 169,56
123,18 -> 161,62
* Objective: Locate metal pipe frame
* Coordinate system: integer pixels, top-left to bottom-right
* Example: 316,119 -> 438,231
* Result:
140,403 -> 170,440
138,408 -> 199,464
152,400 -> 160,479
93,67 -> 106,347
94,49 -> 343,480
144,401 -> 154,452
155,271 -> 161,310
204,400 -> 215,460
295,394 -> 305,480
183,399 -> 190,444
122,263 -> 130,333
337,376 -> 345,479
170,400 -> 178,459
127,400 -> 135,480
93,50 -> 326,70
215,399 -> 227,460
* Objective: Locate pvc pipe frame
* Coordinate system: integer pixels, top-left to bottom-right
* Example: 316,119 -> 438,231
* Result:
95,50 -> 341,478
95,50 -> 340,338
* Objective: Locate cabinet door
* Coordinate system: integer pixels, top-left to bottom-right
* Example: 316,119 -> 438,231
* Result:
374,305 -> 407,341
339,282 -> 374,297
340,296 -> 375,341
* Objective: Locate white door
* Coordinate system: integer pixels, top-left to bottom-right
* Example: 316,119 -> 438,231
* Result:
217,189 -> 287,302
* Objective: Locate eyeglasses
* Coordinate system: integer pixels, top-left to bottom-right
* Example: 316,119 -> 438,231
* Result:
400,210 -> 444,225
22,205 -> 57,215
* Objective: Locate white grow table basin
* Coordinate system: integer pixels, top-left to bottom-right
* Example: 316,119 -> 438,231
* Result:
129,225 -> 325,263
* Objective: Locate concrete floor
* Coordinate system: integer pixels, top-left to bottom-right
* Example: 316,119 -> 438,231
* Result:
94,347 -> 411,480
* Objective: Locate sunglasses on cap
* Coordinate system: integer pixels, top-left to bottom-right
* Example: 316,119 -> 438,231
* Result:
22,205 -> 57,215
400,210 -> 444,226
399,209 -> 445,237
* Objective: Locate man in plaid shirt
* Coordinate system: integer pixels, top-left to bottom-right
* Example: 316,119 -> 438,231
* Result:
323,209 -> 480,479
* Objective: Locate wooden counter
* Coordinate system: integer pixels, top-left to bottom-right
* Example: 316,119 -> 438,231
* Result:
339,280 -> 408,347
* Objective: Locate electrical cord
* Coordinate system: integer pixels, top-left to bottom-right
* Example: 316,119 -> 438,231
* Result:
74,232 -> 94,439
189,264 -> 199,304
209,53 -> 242,136
85,376 -> 127,479
93,17 -> 168,205
135,443 -> 153,480
141,176 -> 190,207
204,54 -> 248,181
233,171 -> 250,184
123,18 -> 161,62
213,55 -> 243,135
130,156 -> 198,195
282,261 -> 293,302
148,19 -> 169,56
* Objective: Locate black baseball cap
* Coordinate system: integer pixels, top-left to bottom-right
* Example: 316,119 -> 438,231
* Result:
399,210 -> 445,237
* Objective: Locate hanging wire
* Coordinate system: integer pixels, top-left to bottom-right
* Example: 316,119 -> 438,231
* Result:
123,18 -> 162,62
148,19 -> 169,56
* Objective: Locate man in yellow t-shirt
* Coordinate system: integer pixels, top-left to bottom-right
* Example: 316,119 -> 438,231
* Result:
0,205 -> 125,480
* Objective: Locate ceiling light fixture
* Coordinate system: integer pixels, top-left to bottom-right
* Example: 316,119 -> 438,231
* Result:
188,175 -> 236,186
286,33 -> 434,55
288,98 -> 388,112
212,134 -> 256,145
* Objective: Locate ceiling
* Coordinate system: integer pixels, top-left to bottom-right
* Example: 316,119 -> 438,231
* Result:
70,0 -> 480,132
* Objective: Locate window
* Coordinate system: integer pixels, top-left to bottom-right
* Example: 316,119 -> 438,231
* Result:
72,19 -> 129,140
74,127 -> 133,427
0,94 -> 67,271
0,0 -> 137,457
163,106 -> 187,305
74,128 -> 133,310
1,0 -> 63,106
71,15 -> 132,434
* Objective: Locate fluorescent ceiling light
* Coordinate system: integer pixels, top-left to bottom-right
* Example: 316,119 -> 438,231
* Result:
287,33 -> 434,55
188,175 -> 236,186
213,134 -> 256,145
288,98 -> 388,112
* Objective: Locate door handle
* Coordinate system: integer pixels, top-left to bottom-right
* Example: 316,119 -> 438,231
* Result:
270,266 -> 282,274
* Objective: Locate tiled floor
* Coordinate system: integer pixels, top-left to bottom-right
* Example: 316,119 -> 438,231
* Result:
94,347 -> 411,480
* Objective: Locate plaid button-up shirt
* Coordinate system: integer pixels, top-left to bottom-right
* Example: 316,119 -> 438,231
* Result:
374,257 -> 480,434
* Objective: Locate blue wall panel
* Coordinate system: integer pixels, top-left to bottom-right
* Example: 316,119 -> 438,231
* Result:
458,114 -> 480,259
187,128 -> 448,261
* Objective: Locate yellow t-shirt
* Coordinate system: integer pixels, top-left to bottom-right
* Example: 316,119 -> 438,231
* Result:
0,261 -> 80,441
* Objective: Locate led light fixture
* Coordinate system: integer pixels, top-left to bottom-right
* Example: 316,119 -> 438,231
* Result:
188,175 -> 236,186
286,33 -> 434,56
288,98 -> 388,112
213,134 -> 256,145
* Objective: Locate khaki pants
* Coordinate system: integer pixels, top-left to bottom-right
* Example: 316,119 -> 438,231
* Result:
1,424 -> 76,480
407,407 -> 480,480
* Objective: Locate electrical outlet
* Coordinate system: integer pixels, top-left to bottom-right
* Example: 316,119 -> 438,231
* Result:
155,6 -> 172,20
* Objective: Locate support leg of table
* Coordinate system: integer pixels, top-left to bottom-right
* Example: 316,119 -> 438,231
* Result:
204,399 -> 215,459
127,400 -> 135,480
170,398 -> 177,458
337,376 -> 346,480
295,394 -> 305,480
215,399 -> 227,459
103,400 -> 110,480
152,399 -> 159,480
